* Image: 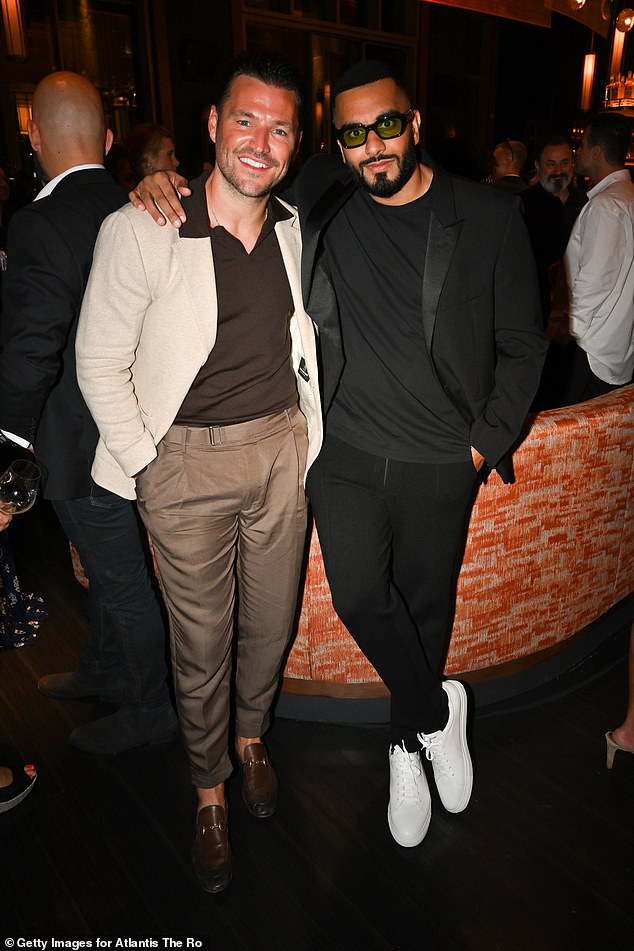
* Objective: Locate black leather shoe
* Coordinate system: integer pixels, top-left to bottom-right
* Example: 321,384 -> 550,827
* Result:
68,706 -> 179,755
38,671 -> 123,704
240,742 -> 278,818
192,805 -> 233,893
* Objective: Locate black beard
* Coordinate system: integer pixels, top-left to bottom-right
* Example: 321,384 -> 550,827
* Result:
355,138 -> 418,199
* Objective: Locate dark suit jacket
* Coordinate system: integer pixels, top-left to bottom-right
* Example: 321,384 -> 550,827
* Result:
520,182 -> 588,323
290,153 -> 547,483
0,168 -> 127,499
491,175 -> 529,195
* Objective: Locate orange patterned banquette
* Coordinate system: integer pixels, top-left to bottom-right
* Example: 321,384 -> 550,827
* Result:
283,385 -> 634,696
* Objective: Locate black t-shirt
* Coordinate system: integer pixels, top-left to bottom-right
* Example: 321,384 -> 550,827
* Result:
322,181 -> 471,463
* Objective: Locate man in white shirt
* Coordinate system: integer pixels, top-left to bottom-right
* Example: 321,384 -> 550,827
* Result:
563,112 -> 634,404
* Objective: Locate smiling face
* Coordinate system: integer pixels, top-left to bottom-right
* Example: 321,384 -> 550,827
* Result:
536,143 -> 573,195
208,75 -> 300,200
333,77 -> 421,202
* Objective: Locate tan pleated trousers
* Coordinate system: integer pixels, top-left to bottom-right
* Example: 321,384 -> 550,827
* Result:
137,405 -> 308,787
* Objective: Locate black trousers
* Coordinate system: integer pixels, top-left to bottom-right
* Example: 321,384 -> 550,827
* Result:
52,490 -> 171,714
306,435 -> 479,750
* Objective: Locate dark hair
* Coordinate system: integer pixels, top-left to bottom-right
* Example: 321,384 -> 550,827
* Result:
332,59 -> 410,105
586,111 -> 631,166
216,51 -> 303,116
124,122 -> 174,181
534,134 -> 572,162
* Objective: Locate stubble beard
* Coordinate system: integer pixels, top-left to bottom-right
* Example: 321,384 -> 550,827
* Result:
215,146 -> 282,200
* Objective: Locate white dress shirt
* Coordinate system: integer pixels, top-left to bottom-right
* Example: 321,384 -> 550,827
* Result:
564,168 -> 634,385
34,163 -> 104,201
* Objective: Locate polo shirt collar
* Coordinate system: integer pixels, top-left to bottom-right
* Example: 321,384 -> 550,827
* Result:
180,170 -> 292,239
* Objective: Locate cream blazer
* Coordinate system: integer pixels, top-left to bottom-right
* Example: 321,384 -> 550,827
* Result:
76,198 -> 323,500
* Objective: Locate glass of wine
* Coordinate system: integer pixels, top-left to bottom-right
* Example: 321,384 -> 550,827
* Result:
0,459 -> 41,515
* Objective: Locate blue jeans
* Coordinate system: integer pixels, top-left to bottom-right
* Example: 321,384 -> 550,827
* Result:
52,488 -> 171,713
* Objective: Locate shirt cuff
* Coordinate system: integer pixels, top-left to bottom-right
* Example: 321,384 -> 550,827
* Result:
0,429 -> 31,449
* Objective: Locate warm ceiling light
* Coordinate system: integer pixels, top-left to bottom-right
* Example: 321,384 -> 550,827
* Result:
610,26 -> 626,75
616,7 -> 634,31
568,0 -> 586,9
15,92 -> 33,135
580,52 -> 596,111
1,0 -> 26,59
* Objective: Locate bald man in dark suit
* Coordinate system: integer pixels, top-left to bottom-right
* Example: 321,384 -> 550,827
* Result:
0,72 -> 176,754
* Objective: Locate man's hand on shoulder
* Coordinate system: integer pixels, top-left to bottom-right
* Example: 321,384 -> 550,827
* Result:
129,171 -> 191,229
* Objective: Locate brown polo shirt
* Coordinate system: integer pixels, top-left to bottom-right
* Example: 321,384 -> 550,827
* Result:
175,172 -> 297,426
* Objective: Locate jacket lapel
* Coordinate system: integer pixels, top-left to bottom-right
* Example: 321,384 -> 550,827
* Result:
300,177 -> 356,307
422,213 -> 463,350
173,234 -> 218,354
421,159 -> 463,351
273,205 -> 303,314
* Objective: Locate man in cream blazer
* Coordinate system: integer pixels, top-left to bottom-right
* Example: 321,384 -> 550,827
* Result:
76,54 -> 322,895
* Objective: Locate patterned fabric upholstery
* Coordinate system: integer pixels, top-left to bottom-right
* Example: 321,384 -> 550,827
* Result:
285,385 -> 634,685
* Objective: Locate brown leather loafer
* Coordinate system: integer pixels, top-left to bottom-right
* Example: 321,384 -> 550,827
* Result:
240,742 -> 278,818
191,805 -> 233,894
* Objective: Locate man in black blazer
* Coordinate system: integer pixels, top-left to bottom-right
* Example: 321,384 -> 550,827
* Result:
130,59 -> 546,849
295,61 -> 546,848
0,71 -> 176,754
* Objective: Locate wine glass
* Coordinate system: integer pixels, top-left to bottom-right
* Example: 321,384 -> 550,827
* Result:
0,459 -> 41,515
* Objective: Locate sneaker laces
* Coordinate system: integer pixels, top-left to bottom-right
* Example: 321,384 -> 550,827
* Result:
418,731 -> 454,778
391,743 -> 423,803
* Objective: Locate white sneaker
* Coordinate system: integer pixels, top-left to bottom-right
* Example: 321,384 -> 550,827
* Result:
387,742 -> 431,847
418,680 -> 473,814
